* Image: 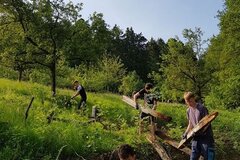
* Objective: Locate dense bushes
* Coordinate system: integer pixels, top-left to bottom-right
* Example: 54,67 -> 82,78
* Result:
0,65 -> 18,80
119,71 -> 143,96
205,75 -> 240,109
76,54 -> 126,92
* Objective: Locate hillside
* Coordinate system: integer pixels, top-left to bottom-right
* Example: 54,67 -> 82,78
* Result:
0,78 -> 239,160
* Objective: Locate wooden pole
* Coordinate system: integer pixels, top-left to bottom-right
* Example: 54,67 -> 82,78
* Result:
25,97 -> 34,122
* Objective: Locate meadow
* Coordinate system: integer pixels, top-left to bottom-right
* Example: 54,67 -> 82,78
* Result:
0,78 -> 239,160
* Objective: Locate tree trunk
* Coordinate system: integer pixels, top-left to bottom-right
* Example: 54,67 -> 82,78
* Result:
196,85 -> 203,102
50,62 -> 56,96
18,69 -> 23,82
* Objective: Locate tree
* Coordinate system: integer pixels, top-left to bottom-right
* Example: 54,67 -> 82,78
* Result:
63,18 -> 94,67
0,0 -> 82,95
90,12 -> 112,58
182,27 -> 207,59
119,71 -> 143,96
0,17 -> 33,81
76,54 -> 126,92
146,38 -> 168,73
160,28 -> 211,101
204,0 -> 240,109
110,27 -> 148,81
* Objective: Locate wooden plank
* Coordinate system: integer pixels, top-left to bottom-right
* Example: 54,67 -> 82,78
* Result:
147,134 -> 172,160
122,95 -> 172,122
155,131 -> 191,155
155,131 -> 204,159
178,112 -> 218,149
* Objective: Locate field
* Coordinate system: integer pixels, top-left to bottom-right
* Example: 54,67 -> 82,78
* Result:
0,78 -> 240,160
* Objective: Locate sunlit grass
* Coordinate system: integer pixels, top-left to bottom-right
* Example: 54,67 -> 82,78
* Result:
0,78 -> 240,159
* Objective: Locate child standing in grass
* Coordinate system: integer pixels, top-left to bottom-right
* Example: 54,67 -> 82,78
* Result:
71,80 -> 87,110
182,92 -> 215,160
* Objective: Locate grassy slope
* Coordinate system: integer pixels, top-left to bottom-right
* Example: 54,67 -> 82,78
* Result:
0,78 -> 239,160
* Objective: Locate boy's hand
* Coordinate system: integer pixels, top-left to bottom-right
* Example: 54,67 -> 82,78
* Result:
152,105 -> 157,110
135,103 -> 139,110
182,132 -> 187,139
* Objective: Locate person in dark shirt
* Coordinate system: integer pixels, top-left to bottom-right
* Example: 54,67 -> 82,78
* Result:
182,92 -> 215,160
71,80 -> 87,110
133,83 -> 157,134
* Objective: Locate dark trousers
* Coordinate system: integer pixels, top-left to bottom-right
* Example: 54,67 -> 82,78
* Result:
190,140 -> 215,160
140,112 -> 156,123
78,99 -> 86,110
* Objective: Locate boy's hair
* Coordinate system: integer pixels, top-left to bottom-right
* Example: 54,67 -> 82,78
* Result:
118,144 -> 135,160
184,92 -> 195,101
73,80 -> 79,85
145,83 -> 153,90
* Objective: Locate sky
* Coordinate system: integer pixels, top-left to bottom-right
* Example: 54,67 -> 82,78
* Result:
70,0 -> 224,42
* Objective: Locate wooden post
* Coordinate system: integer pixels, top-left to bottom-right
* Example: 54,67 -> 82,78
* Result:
25,97 -> 34,122
147,134 -> 172,160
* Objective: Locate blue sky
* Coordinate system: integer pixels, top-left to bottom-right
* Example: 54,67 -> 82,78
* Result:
71,0 -> 224,42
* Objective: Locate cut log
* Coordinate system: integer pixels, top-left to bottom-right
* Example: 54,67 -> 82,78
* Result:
147,134 -> 172,160
122,95 -> 172,122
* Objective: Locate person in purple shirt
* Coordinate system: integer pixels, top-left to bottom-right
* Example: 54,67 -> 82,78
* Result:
182,92 -> 215,160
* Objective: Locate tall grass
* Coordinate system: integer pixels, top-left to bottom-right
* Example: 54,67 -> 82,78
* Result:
0,78 -> 240,159
0,78 -> 140,159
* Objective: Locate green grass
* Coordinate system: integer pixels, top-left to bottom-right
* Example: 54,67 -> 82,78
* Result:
0,78 -> 240,160
0,78 -> 141,159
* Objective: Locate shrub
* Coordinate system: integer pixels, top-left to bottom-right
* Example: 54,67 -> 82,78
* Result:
76,54 -> 126,92
119,71 -> 143,96
205,75 -> 240,109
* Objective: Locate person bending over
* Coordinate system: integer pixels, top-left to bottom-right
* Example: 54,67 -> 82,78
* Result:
71,80 -> 87,110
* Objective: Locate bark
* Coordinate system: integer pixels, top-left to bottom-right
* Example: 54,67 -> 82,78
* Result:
18,69 -> 23,82
50,62 -> 56,96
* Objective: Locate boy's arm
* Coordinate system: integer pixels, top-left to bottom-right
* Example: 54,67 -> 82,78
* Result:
133,92 -> 140,102
133,92 -> 140,109
182,120 -> 193,139
71,91 -> 79,99
152,99 -> 157,110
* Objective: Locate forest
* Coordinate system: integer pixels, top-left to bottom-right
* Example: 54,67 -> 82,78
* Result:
0,0 -> 240,160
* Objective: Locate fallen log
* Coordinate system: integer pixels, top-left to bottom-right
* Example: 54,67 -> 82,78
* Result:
155,131 -> 206,160
155,130 -> 191,155
147,134 -> 172,160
